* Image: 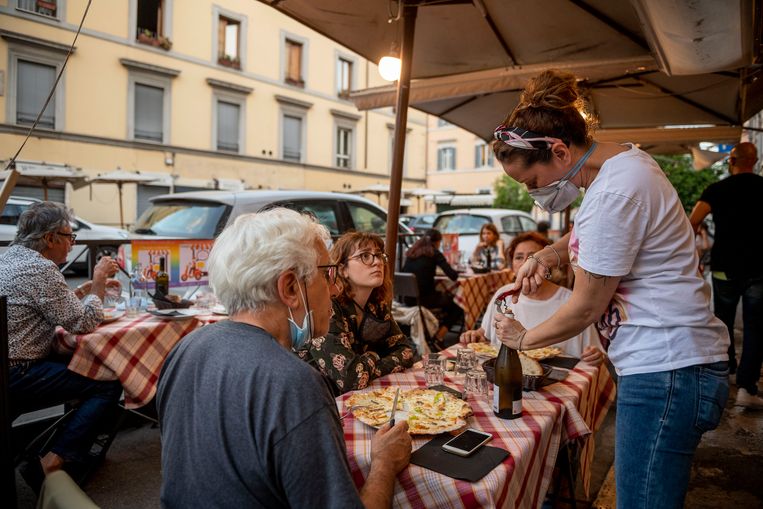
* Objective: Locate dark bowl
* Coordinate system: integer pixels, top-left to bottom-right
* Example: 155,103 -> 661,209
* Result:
481,358 -> 552,391
152,297 -> 194,310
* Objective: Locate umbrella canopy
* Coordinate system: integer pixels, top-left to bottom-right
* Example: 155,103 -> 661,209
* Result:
0,161 -> 89,200
89,170 -> 158,228
350,183 -> 391,204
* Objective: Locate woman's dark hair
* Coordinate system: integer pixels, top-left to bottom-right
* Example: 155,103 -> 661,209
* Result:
331,231 -> 392,306
492,69 -> 596,169
506,231 -> 551,261
405,228 -> 442,259
480,223 -> 500,246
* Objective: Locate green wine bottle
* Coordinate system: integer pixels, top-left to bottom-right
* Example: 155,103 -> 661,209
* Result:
155,257 -> 170,297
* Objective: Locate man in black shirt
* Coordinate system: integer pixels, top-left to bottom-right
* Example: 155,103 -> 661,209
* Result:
690,142 -> 763,409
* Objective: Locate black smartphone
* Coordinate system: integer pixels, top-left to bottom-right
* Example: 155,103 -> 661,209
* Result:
441,428 -> 493,457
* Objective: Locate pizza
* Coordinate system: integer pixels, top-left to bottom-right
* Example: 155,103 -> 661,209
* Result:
522,346 -> 562,361
470,342 -> 498,358
346,387 -> 472,434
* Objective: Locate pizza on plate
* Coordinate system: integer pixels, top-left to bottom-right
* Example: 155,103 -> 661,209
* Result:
522,346 -> 562,361
470,342 -> 498,357
346,387 -> 472,434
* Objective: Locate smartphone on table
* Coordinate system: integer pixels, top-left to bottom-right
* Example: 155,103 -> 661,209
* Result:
441,428 -> 493,457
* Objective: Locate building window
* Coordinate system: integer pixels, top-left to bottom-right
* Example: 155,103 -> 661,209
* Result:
437,118 -> 451,128
336,126 -> 352,168
437,146 -> 456,171
284,39 -> 304,87
216,100 -> 241,152
16,0 -> 58,18
387,127 -> 409,176
134,83 -> 164,142
217,16 -> 240,69
337,57 -> 353,98
474,143 -> 494,168
16,60 -> 56,129
135,0 -> 171,49
282,114 -> 303,162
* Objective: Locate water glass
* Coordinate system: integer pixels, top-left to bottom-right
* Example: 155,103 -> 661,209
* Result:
465,369 -> 489,399
455,347 -> 476,373
126,296 -> 141,318
424,357 -> 445,387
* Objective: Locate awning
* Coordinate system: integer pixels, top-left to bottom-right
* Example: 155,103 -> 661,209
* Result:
434,194 -> 495,207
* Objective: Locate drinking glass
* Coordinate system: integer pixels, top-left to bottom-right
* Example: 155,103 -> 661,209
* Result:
465,369 -> 489,400
455,347 -> 476,374
424,356 -> 445,387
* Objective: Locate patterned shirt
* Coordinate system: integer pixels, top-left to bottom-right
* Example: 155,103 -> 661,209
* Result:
297,299 -> 417,394
0,244 -> 103,362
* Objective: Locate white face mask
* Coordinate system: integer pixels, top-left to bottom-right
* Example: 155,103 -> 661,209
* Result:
528,143 -> 597,213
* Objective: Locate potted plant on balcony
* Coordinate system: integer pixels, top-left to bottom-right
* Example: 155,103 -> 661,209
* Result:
36,0 -> 57,12
137,29 -> 159,46
218,54 -> 241,69
158,35 -> 173,51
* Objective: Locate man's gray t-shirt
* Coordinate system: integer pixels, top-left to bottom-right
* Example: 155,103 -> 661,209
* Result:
157,320 -> 365,509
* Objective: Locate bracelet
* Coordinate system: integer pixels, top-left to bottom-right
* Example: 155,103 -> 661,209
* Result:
527,254 -> 552,280
517,329 -> 527,351
544,245 -> 562,269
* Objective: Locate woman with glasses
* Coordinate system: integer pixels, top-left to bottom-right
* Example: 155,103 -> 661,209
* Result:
469,222 -> 506,271
490,69 -> 729,508
0,201 -> 123,492
401,228 -> 463,349
297,232 -> 417,394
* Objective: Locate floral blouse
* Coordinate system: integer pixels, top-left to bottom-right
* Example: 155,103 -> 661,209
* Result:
297,299 -> 418,394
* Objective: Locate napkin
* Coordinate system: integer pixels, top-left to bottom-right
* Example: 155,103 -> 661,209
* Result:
410,434 -> 509,482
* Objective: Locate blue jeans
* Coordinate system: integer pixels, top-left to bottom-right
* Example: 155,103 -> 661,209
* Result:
10,357 -> 123,463
615,362 -> 729,509
713,276 -> 763,393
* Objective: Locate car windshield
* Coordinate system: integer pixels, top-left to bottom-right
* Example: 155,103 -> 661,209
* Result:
434,214 -> 490,234
132,201 -> 229,237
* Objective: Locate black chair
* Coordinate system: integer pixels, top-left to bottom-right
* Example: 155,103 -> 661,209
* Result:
393,273 -> 438,351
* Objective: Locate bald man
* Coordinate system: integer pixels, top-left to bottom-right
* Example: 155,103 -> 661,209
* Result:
690,142 -> 763,409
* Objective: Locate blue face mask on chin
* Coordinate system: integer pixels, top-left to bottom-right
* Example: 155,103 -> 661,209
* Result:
287,281 -> 313,350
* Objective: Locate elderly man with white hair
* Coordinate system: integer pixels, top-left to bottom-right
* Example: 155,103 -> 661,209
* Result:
157,208 -> 411,509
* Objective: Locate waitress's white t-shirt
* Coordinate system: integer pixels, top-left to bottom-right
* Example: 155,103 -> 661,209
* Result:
570,144 -> 728,376
482,284 -> 602,358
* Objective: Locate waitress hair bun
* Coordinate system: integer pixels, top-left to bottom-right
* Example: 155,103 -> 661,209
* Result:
518,70 -> 585,113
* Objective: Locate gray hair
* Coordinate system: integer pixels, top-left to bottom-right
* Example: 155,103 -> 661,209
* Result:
208,208 -> 330,314
13,201 -> 73,252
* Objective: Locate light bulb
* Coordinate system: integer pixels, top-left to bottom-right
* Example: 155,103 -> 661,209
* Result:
378,56 -> 401,81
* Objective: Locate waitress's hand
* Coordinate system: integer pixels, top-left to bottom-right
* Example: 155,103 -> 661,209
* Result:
580,346 -> 604,366
493,313 -> 527,350
510,255 -> 548,303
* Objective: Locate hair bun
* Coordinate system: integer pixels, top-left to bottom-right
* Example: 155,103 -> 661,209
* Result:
519,70 -> 583,112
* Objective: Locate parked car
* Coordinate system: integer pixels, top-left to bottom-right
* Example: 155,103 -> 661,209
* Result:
122,190 -> 414,269
432,208 -> 537,259
0,196 -> 130,272
400,213 -> 436,233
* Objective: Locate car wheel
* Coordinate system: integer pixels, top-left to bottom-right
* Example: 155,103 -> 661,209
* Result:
95,246 -> 119,263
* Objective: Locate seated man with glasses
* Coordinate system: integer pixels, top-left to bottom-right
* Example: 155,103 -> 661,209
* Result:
0,201 -> 123,492
297,232 -> 418,395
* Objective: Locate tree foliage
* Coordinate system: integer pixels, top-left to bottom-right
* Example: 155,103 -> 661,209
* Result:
493,175 -> 534,212
653,154 -> 723,214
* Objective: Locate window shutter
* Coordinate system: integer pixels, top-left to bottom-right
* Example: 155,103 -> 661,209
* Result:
17,60 -> 56,128
217,101 -> 240,152
134,83 -> 164,142
282,115 -> 302,162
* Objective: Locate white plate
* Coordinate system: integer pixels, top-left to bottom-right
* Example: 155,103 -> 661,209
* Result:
211,304 -> 228,315
102,309 -> 125,324
149,309 -> 202,321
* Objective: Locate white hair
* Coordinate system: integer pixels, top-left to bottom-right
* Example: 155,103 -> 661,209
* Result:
208,208 -> 330,314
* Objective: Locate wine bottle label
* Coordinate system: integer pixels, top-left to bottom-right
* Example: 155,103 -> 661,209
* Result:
492,384 -> 499,413
513,399 -> 522,416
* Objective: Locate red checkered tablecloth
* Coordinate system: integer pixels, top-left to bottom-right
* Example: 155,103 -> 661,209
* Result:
55,312 -> 226,408
437,270 -> 514,329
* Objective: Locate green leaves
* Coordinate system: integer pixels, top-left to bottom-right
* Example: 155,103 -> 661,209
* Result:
654,154 -> 723,214
493,175 -> 535,212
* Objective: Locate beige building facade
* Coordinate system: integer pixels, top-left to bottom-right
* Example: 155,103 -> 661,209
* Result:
0,0 -> 428,226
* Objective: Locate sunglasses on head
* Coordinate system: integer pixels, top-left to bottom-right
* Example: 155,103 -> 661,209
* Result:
493,125 -> 563,150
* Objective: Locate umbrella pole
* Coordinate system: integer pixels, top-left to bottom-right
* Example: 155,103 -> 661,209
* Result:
118,182 -> 124,229
385,5 -> 417,271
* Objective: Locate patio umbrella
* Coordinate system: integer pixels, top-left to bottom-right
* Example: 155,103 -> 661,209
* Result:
257,0 -> 754,268
350,183 -> 390,204
0,161 -> 89,201
89,170 -> 158,228
403,188 -> 452,213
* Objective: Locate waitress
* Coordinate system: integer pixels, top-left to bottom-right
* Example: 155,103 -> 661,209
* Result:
490,69 -> 729,509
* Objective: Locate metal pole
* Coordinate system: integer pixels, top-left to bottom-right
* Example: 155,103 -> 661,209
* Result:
118,182 -> 124,229
385,4 -> 417,271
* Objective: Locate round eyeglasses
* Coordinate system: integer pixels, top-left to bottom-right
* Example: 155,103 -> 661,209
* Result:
348,251 -> 388,266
